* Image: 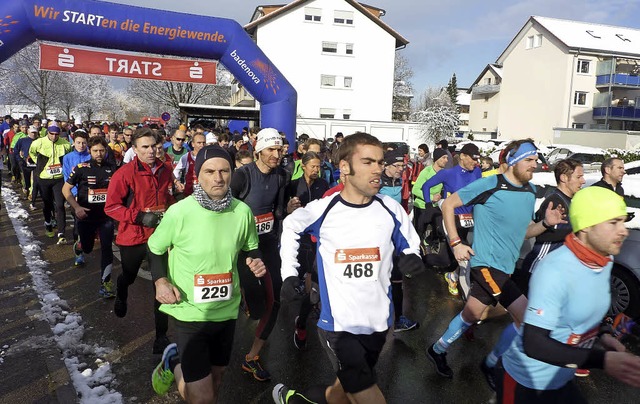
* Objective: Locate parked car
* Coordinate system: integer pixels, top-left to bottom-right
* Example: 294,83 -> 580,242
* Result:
546,144 -> 606,173
611,228 -> 640,318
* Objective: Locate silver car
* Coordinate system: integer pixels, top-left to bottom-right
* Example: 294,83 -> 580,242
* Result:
611,228 -> 640,317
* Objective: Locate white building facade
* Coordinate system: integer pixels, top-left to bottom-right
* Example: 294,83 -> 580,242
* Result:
468,16 -> 640,146
242,0 -> 408,124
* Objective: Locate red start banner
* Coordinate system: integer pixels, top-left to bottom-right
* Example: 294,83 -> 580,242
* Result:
39,43 -> 216,84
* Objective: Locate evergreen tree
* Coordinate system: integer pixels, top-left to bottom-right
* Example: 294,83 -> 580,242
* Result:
446,73 -> 458,107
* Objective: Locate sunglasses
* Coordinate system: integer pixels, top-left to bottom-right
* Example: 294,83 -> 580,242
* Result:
175,138 -> 186,142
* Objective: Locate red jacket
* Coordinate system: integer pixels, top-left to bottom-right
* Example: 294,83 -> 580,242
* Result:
105,156 -> 175,246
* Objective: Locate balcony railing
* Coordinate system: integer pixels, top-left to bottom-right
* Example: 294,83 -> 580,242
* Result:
596,73 -> 640,87
593,106 -> 640,120
471,84 -> 500,95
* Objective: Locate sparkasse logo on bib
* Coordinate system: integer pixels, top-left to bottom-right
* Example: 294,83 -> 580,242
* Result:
230,49 -> 261,84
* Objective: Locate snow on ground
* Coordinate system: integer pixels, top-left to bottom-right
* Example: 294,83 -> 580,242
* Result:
1,186 -> 122,404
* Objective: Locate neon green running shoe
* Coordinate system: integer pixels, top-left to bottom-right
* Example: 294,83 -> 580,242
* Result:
151,343 -> 177,395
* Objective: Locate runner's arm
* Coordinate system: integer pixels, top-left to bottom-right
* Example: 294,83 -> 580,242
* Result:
104,169 -> 139,224
523,324 -> 606,369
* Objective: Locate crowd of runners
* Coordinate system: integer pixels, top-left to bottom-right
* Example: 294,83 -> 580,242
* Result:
2,113 -> 640,404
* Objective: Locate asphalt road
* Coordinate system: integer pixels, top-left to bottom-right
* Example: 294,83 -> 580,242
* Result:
1,178 -> 639,404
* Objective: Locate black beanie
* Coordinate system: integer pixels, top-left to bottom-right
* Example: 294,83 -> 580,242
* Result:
194,145 -> 234,176
433,148 -> 447,162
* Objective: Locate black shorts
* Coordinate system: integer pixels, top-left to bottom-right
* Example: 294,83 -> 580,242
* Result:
174,318 -> 236,383
496,362 -> 587,404
321,329 -> 387,394
468,266 -> 522,308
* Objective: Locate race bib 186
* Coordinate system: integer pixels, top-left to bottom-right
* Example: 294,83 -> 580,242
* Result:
88,188 -> 107,204
194,273 -> 233,303
335,247 -> 381,282
255,212 -> 275,235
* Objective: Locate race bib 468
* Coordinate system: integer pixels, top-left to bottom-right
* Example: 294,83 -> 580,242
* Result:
334,247 -> 381,282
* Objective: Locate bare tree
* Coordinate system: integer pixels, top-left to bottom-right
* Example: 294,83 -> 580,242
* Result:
127,65 -> 231,122
392,53 -> 414,121
0,43 -> 66,117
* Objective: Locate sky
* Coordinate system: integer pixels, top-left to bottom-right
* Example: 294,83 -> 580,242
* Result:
102,0 -> 640,94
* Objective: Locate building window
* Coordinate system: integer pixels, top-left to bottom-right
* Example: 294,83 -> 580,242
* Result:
344,76 -> 352,88
346,43 -> 354,55
484,95 -> 489,102
334,10 -> 354,25
322,42 -> 338,53
320,108 -> 335,119
321,75 -> 336,87
534,34 -> 543,47
483,111 -> 488,119
577,59 -> 590,74
574,91 -> 587,106
343,109 -> 352,120
484,78 -> 492,85
304,7 -> 321,22
526,34 -> 542,49
572,123 -> 585,129
526,35 -> 534,49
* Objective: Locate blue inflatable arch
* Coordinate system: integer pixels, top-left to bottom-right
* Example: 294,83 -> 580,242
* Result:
0,0 -> 297,147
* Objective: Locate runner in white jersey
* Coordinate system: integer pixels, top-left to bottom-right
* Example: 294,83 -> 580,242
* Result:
273,132 -> 424,404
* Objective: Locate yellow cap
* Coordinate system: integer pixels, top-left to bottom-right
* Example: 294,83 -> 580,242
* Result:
569,187 -> 627,232
179,124 -> 187,131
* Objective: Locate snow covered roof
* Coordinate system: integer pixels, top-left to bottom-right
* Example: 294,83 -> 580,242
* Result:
468,64 -> 503,90
457,89 -> 470,106
533,16 -> 640,56
245,0 -> 409,48
499,16 -> 640,63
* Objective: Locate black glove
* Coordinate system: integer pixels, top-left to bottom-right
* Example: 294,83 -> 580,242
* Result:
281,276 -> 300,302
135,211 -> 161,228
398,253 -> 425,278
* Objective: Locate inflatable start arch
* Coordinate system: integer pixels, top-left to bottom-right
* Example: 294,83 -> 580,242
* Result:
0,0 -> 297,146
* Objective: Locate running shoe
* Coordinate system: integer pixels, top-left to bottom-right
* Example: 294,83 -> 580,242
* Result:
57,234 -> 67,245
293,316 -> 307,350
29,204 -> 37,211
480,359 -> 497,391
99,281 -> 115,299
272,383 -> 295,404
74,253 -> 85,266
444,272 -> 459,296
242,355 -> 271,381
574,369 -> 590,377
45,222 -> 54,238
153,335 -> 172,355
394,315 -> 420,333
613,313 -> 638,339
151,343 -> 178,395
114,295 -> 127,318
427,343 -> 453,378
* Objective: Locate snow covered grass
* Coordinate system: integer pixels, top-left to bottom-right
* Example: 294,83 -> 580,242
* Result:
1,186 -> 122,404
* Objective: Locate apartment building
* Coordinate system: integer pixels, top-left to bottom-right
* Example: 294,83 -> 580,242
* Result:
469,16 -> 640,144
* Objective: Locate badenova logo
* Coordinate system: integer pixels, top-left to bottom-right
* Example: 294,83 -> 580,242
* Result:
230,49 -> 261,84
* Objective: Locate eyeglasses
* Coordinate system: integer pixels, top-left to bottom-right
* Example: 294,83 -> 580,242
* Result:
175,138 -> 186,142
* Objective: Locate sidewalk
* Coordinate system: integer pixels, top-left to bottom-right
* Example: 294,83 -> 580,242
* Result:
0,184 -> 77,403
